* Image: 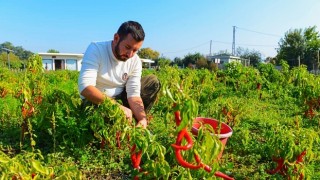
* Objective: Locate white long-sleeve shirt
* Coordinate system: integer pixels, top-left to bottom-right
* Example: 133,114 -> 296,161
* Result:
78,41 -> 142,99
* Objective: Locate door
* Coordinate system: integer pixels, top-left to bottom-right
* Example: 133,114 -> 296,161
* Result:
54,59 -> 65,70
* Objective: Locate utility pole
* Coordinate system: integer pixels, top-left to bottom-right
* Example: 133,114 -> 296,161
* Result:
232,26 -> 236,56
298,55 -> 300,67
1,47 -> 14,69
209,40 -> 212,56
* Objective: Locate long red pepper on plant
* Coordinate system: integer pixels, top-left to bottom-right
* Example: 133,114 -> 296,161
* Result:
296,150 -> 306,163
172,109 -> 234,180
116,131 -> 121,149
171,128 -> 193,150
266,157 -> 285,175
131,144 -> 142,170
172,110 -> 211,170
174,148 -> 202,169
267,150 -> 306,178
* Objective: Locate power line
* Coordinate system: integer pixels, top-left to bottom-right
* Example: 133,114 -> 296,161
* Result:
236,26 -> 282,38
236,42 -> 277,47
162,40 -> 276,55
162,41 -> 210,54
211,40 -> 276,48
162,26 -> 281,57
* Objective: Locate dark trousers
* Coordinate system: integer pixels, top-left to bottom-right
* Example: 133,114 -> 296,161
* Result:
82,75 -> 161,114
114,74 -> 161,113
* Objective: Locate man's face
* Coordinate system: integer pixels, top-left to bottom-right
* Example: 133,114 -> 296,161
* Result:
113,34 -> 143,61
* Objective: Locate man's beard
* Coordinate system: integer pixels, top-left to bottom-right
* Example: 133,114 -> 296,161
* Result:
114,41 -> 129,61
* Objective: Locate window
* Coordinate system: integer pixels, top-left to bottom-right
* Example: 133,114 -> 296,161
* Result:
42,59 -> 53,70
66,59 -> 77,70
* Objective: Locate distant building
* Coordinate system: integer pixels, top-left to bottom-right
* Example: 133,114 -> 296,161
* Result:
207,54 -> 249,68
38,53 -> 83,71
141,58 -> 155,69
39,53 -> 155,71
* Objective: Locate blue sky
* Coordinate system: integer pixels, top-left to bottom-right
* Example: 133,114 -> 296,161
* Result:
1,0 -> 320,60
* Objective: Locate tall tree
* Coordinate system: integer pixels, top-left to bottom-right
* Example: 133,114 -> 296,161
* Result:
137,47 -> 160,60
277,26 -> 320,69
171,57 -> 183,67
47,49 -> 60,53
0,41 -> 33,61
157,57 -> 171,67
236,47 -> 262,67
304,26 -> 320,70
277,28 -> 305,67
0,52 -> 22,69
195,56 -> 208,69
182,53 -> 205,68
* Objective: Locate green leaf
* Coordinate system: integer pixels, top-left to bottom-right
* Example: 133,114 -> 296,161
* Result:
0,152 -> 10,163
31,160 -> 48,175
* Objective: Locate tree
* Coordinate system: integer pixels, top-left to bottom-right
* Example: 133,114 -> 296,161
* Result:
265,56 -> 278,65
217,50 -> 232,56
195,56 -> 208,69
47,49 -> 60,53
157,57 -> 171,67
303,26 -> 320,70
171,57 -> 183,67
182,53 -> 205,68
277,28 -> 305,67
277,26 -> 320,69
138,48 -> 160,60
236,47 -> 262,67
0,52 -> 22,69
0,41 -> 33,61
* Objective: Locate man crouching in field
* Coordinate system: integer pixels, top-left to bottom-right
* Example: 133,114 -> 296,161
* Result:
78,20 -> 160,128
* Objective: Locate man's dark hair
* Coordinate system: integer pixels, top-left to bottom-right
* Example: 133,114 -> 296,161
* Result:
117,21 -> 145,42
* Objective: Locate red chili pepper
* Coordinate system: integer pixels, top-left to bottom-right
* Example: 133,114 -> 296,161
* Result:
194,154 -> 201,163
116,131 -> 121,149
214,171 -> 234,180
174,111 -> 181,126
174,148 -> 202,169
295,150 -> 306,180
171,128 -> 193,150
296,150 -> 306,163
266,157 -> 285,175
31,173 -> 36,179
131,144 -> 142,169
173,110 -> 209,171
100,139 -> 106,149
172,109 -> 234,179
203,164 -> 212,172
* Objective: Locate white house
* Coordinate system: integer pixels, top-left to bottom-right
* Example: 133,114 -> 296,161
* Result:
207,54 -> 249,68
38,53 -> 83,71
141,58 -> 155,69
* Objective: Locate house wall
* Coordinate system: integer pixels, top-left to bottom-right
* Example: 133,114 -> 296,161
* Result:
207,55 -> 244,69
39,54 -> 83,71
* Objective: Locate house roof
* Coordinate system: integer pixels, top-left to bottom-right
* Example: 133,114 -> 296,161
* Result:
38,52 -> 84,58
208,54 -> 241,59
141,58 -> 155,63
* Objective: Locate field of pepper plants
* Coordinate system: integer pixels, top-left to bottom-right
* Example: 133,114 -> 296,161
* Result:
1,54 -> 320,179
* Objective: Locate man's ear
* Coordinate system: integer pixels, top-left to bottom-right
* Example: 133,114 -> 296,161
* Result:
114,33 -> 120,44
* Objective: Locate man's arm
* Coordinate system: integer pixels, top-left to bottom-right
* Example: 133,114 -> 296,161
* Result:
81,85 -> 105,104
81,86 -> 133,121
128,97 -> 147,128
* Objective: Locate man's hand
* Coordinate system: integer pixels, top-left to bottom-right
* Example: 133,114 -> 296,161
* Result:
128,97 -> 148,128
137,118 -> 148,129
119,105 -> 132,123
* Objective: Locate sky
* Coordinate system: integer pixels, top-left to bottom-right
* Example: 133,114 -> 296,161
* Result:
1,0 -> 320,60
